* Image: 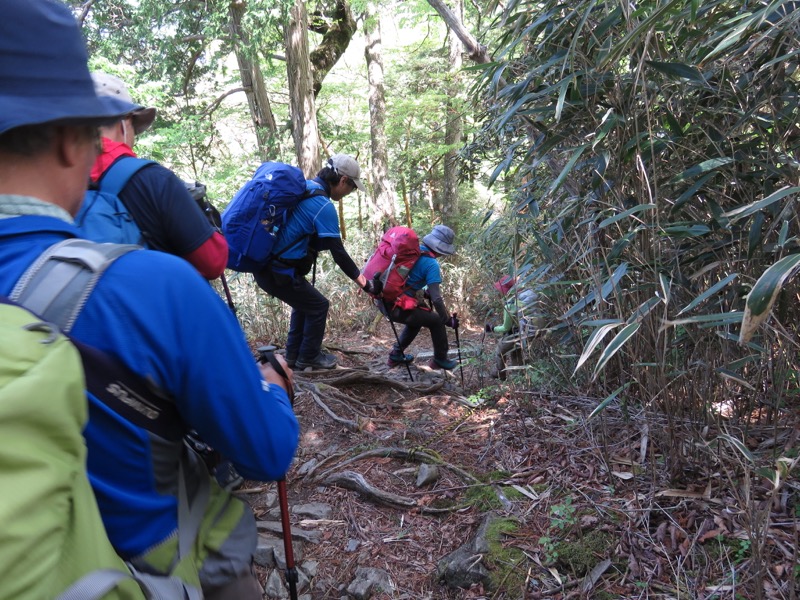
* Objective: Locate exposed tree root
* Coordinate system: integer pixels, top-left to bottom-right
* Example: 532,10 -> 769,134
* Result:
321,470 -> 465,514
311,446 -> 480,485
308,368 -> 444,394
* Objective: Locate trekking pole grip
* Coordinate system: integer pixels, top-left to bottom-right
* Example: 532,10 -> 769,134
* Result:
257,345 -> 295,405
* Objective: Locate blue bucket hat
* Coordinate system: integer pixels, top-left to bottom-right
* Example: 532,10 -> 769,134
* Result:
0,0 -> 136,135
423,225 -> 456,256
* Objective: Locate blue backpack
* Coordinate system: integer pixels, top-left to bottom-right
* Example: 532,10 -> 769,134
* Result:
74,157 -> 155,246
221,162 -> 326,273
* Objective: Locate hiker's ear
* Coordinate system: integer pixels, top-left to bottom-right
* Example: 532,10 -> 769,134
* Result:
56,125 -> 95,168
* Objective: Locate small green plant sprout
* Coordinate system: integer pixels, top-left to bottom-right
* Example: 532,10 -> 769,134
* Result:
549,496 -> 577,532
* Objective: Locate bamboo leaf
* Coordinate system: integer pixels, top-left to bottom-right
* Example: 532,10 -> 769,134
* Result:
588,383 -> 630,420
715,368 -> 756,390
597,0 -> 683,69
562,263 -> 628,319
669,157 -> 734,185
662,312 -> 744,330
548,144 -> 588,195
592,323 -> 640,380
647,60 -> 705,82
574,322 -> 622,374
715,433 -> 754,464
677,273 -> 737,315
778,220 -> 791,248
740,253 -> 800,343
598,204 -> 656,229
554,75 -> 573,122
627,296 -> 663,325
722,186 -> 800,223
659,272 -> 672,305
672,172 -> 715,212
661,224 -> 711,237
748,212 -> 765,259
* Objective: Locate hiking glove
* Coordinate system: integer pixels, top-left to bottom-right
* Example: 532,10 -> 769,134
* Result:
362,278 -> 383,296
446,315 -> 459,329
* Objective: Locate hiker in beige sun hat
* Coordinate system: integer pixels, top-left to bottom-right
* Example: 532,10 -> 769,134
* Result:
92,72 -> 156,134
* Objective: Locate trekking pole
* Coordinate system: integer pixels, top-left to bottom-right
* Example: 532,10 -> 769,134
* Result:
219,272 -> 236,314
186,182 -> 238,315
453,312 -> 465,388
311,256 -> 317,287
383,301 -> 413,382
256,345 -> 299,600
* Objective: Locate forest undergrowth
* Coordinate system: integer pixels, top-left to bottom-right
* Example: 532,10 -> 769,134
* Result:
240,314 -> 800,599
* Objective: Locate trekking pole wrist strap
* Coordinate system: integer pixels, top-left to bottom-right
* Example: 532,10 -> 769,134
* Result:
257,346 -> 295,405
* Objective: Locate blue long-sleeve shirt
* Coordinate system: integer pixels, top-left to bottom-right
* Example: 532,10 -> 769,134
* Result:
0,203 -> 299,557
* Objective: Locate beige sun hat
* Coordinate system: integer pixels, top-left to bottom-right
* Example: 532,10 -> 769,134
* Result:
328,154 -> 366,191
92,72 -> 157,134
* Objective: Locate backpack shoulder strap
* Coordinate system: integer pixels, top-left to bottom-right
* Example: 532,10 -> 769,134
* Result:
10,238 -> 138,332
96,156 -> 156,196
10,238 -> 184,440
303,179 -> 328,200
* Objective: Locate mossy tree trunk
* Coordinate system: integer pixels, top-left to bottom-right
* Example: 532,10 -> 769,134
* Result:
285,0 -> 321,176
364,5 -> 397,232
229,0 -> 278,160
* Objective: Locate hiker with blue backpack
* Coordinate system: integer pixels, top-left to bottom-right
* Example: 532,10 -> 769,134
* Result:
0,2 -> 299,598
76,71 -> 229,280
225,154 -> 377,370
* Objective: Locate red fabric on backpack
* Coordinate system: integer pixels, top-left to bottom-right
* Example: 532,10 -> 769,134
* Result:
362,227 -> 421,308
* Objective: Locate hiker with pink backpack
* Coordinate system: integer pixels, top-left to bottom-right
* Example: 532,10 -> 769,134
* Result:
363,225 -> 459,371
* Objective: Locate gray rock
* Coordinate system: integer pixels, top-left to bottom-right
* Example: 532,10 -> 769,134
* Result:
257,520 -> 323,544
436,513 -> 499,590
264,570 -> 289,599
436,544 -> 490,590
415,463 -> 440,487
296,458 -> 318,476
345,538 -> 360,552
254,533 -> 303,569
291,502 -> 332,520
260,491 -> 278,509
301,560 -> 318,578
346,566 -> 395,600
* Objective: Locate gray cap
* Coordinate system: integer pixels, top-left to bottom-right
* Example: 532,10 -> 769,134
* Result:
328,153 -> 366,191
422,225 -> 456,256
92,72 -> 157,134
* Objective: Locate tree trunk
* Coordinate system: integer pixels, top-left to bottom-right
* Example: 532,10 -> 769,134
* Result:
364,5 -> 397,232
308,0 -> 358,97
442,0 -> 463,228
285,0 -> 321,175
427,0 -> 489,64
229,0 -> 277,160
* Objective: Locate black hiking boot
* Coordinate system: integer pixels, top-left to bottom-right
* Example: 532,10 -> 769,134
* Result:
429,356 -> 457,370
387,350 -> 414,367
296,351 -> 337,370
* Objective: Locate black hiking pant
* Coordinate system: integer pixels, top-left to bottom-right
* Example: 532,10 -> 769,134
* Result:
383,304 -> 449,361
254,264 -> 329,362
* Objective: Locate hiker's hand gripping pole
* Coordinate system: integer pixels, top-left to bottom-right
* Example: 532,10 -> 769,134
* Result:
257,346 -> 298,600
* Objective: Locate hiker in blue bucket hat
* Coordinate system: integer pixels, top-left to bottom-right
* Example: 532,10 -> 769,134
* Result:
383,224 -> 460,370
0,2 -> 299,598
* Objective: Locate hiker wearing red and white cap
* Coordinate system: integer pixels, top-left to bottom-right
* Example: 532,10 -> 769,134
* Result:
84,71 -> 228,280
